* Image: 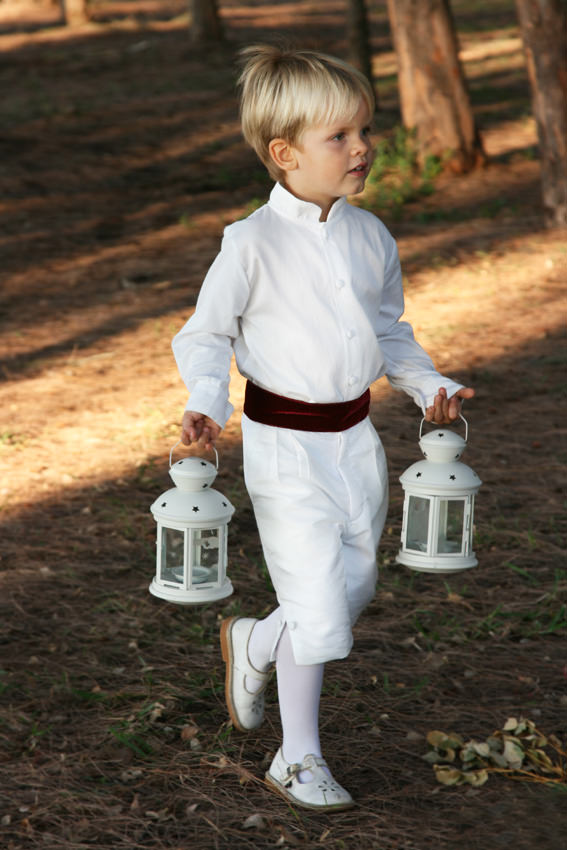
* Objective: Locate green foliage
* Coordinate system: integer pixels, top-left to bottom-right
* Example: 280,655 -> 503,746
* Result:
359,128 -> 444,217
424,718 -> 567,787
26,721 -> 50,752
108,699 -> 170,758
0,430 -> 25,446
69,687 -> 107,704
109,725 -> 153,758
179,212 -> 195,229
504,561 -> 539,585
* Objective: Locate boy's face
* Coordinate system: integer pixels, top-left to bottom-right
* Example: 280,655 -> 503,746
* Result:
282,99 -> 373,219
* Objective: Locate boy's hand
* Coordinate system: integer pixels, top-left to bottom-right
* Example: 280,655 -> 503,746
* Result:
425,387 -> 475,425
181,411 -> 221,450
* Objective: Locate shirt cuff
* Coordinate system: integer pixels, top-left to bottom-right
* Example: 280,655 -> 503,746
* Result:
184,382 -> 234,429
422,378 -> 465,412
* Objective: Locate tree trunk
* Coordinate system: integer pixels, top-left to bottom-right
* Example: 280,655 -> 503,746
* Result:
515,0 -> 567,228
347,0 -> 375,95
386,0 -> 483,172
189,0 -> 223,45
61,0 -> 88,26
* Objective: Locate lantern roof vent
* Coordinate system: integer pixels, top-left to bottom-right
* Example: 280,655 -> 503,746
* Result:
419,428 -> 466,463
167,444 -> 220,492
400,459 -> 481,493
151,486 -> 234,524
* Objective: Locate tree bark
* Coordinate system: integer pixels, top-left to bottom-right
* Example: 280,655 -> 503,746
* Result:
347,0 -> 375,93
515,0 -> 567,228
61,0 -> 89,26
386,0 -> 483,172
189,0 -> 223,45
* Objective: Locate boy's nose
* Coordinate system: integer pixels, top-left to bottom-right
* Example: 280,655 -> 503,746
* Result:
351,134 -> 369,156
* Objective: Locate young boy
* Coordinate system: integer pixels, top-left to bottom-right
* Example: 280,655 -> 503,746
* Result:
172,45 -> 474,811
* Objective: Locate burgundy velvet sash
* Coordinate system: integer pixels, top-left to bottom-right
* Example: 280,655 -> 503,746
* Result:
243,381 -> 370,432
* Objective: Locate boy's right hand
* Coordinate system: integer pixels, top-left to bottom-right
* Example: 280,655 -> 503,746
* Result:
181,411 -> 221,451
424,386 -> 475,425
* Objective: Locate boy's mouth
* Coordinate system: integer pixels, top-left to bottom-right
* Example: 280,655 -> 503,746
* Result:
348,162 -> 367,176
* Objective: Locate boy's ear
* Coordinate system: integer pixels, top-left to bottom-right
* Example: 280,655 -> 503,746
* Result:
268,138 -> 298,172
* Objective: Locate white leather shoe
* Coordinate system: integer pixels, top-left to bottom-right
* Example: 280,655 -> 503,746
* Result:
220,617 -> 273,731
265,748 -> 355,811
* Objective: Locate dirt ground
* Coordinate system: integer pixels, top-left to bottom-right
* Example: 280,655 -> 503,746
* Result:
0,2 -> 566,849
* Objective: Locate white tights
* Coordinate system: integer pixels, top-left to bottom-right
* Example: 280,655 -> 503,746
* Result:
247,608 -> 325,775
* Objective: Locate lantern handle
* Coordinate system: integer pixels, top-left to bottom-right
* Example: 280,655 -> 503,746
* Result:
169,441 -> 219,470
419,413 -> 468,442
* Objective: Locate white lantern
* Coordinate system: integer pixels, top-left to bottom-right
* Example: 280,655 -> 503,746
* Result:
396,417 -> 482,574
149,444 -> 235,604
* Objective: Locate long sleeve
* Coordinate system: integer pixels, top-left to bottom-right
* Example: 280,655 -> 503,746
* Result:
172,234 -> 250,428
376,231 -> 463,411
172,183 -> 465,422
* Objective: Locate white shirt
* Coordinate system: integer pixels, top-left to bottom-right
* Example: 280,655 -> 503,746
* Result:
172,182 -> 463,427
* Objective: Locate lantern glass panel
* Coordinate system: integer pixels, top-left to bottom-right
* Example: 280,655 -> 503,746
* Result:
193,529 -> 220,584
437,499 -> 465,554
160,527 -> 185,584
406,496 -> 430,552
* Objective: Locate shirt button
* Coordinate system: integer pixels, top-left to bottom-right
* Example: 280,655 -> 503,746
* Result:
288,621 -> 297,631
346,329 -> 355,339
348,376 -> 357,386
336,280 -> 345,289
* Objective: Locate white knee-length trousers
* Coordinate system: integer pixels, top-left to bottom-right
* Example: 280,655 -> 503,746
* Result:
242,413 -> 389,665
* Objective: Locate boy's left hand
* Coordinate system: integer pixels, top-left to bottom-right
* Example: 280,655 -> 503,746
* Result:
425,387 -> 475,425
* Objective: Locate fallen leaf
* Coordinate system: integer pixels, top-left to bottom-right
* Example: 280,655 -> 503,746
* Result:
275,825 -> 302,845
427,730 -> 463,750
463,769 -> 489,787
149,702 -> 165,722
502,738 -> 525,769
526,748 -> 555,773
242,813 -> 267,830
145,809 -> 167,820
406,730 -> 424,742
434,765 -> 462,786
121,768 -> 143,782
181,724 -> 200,741
445,592 -> 473,610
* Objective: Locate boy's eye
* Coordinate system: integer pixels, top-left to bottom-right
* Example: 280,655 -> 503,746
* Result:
331,132 -> 345,141
362,125 -> 371,136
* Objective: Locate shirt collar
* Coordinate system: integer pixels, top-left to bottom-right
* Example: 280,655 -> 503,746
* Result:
268,182 -> 348,226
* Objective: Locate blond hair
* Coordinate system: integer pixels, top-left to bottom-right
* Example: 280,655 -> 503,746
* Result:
238,45 -> 375,181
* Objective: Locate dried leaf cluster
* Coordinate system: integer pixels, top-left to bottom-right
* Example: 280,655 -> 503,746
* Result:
423,717 -> 567,787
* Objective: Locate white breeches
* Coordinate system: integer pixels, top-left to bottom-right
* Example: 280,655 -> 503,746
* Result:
242,414 -> 389,665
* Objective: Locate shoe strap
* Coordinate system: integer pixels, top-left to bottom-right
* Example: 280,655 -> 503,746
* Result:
286,754 -> 328,780
233,622 -> 274,681
238,654 -> 274,682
